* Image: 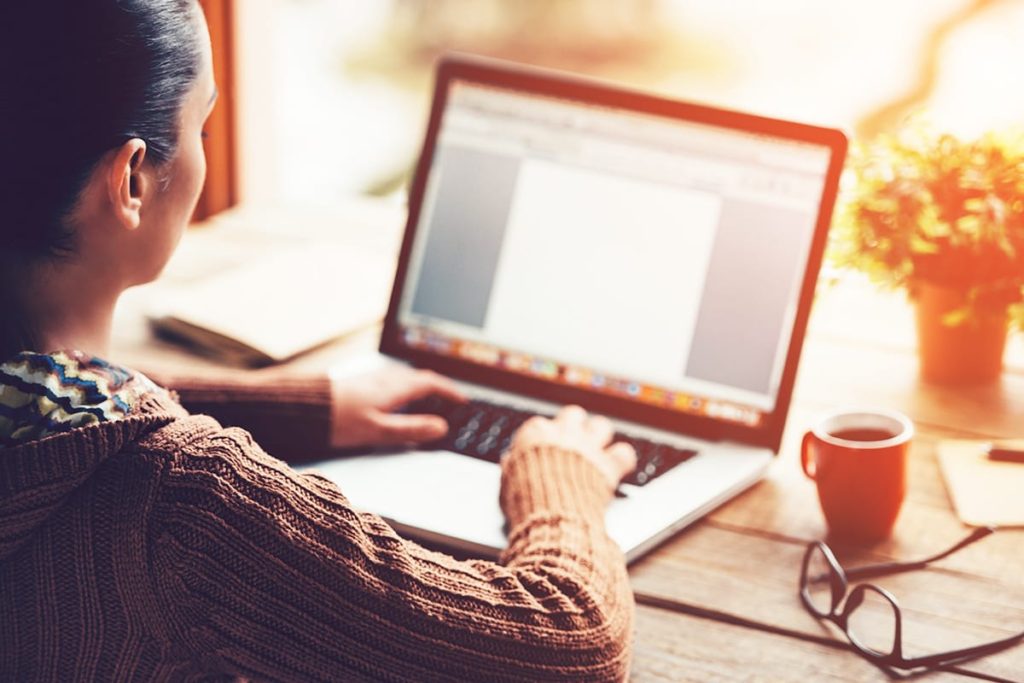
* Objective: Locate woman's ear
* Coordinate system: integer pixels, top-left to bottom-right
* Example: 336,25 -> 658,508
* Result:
106,138 -> 148,230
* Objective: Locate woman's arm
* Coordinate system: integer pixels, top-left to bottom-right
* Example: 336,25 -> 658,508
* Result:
143,366 -> 335,461
146,423 -> 635,682
142,363 -> 465,463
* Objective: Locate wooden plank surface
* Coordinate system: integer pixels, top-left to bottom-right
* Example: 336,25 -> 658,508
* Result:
629,522 -> 1024,681
630,604 -> 976,682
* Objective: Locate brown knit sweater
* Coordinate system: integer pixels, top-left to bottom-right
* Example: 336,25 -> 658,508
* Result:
0,372 -> 635,681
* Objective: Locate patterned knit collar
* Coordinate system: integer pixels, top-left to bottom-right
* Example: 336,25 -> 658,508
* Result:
0,350 -> 164,447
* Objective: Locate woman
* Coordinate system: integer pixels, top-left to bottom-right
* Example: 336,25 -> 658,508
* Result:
0,2 -> 637,681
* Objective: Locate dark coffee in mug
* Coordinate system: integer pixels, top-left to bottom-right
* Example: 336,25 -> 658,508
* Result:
829,428 -> 898,443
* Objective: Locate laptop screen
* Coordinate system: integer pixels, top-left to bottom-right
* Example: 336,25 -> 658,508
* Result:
393,78 -> 834,431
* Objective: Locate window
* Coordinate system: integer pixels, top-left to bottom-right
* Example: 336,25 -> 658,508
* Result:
231,0 -> 1024,205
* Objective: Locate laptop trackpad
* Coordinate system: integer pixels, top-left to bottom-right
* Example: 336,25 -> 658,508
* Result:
304,450 -> 508,548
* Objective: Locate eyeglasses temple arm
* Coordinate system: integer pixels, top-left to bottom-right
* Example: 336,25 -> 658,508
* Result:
900,629 -> 1024,669
843,526 -> 996,581
842,559 -> 926,581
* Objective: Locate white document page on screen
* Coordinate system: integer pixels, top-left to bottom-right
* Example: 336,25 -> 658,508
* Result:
482,158 -> 721,385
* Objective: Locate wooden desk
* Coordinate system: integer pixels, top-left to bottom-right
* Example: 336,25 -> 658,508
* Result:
114,201 -> 1024,682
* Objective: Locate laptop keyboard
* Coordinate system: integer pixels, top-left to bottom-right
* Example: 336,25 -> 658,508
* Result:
400,395 -> 697,496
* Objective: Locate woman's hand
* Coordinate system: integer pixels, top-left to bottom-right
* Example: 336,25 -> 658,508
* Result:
506,404 -> 637,492
329,364 -> 466,449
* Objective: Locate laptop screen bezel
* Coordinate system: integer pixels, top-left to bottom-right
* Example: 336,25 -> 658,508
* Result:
379,53 -> 847,453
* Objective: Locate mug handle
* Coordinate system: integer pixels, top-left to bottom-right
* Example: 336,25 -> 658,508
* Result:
801,432 -> 816,480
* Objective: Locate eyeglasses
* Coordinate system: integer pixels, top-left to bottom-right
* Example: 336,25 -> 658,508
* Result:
799,526 -> 1024,675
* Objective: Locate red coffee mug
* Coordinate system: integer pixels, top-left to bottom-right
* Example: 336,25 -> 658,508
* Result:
801,409 -> 914,542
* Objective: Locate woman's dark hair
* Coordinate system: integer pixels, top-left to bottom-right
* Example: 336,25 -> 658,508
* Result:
0,0 -> 202,358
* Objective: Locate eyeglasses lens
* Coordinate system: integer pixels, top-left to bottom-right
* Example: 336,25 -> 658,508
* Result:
803,545 -> 835,616
846,587 -> 899,657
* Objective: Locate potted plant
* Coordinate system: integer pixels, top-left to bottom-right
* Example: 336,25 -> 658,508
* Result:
830,123 -> 1024,384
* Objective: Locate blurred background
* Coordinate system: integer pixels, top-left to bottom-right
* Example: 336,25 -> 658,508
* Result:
233,0 -> 1024,205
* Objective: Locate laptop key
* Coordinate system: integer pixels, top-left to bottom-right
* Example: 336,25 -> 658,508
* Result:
398,396 -> 697,489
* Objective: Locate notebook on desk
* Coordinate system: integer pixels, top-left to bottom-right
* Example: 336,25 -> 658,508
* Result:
300,54 -> 847,563
938,440 -> 1024,527
149,242 -> 394,366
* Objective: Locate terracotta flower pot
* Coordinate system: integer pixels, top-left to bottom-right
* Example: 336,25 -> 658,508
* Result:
911,281 -> 1009,385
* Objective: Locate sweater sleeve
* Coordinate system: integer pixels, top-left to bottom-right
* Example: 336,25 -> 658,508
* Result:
146,425 -> 635,682
141,367 -> 334,462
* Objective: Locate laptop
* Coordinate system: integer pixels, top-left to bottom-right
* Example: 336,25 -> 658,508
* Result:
302,54 -> 847,564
